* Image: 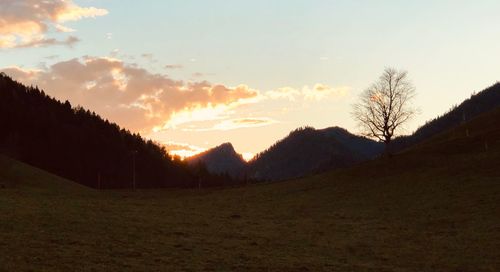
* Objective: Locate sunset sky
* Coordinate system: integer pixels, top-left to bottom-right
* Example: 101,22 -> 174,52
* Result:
1,0 -> 499,159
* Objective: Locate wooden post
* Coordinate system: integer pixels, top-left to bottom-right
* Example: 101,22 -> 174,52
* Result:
133,154 -> 136,190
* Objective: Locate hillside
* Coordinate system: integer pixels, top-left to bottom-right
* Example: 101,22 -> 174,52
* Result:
0,73 -> 232,189
186,143 -> 246,179
0,154 -> 90,194
248,126 -> 383,181
391,82 -> 500,152
1,106 -> 499,271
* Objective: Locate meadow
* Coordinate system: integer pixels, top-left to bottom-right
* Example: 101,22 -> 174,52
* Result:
1,110 -> 499,271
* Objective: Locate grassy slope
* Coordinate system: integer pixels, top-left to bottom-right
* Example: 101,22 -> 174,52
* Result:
0,110 -> 499,271
0,155 -> 90,194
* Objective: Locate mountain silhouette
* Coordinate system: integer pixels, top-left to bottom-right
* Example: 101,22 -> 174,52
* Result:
248,126 -> 383,181
186,143 -> 246,178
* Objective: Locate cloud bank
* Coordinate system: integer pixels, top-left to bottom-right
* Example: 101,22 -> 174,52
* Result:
1,57 -> 259,133
0,0 -> 107,48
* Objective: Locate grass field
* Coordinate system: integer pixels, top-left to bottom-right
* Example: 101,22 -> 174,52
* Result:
1,110 -> 499,271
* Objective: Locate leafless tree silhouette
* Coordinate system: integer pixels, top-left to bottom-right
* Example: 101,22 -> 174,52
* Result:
353,68 -> 417,152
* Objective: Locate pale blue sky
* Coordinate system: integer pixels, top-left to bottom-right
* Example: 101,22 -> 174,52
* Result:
1,0 -> 499,157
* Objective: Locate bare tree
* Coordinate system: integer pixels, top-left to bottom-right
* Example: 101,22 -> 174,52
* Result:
353,68 -> 417,152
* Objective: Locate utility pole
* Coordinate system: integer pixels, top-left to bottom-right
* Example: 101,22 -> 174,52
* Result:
132,150 -> 138,190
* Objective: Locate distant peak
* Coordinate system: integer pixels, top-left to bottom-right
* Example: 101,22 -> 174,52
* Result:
323,126 -> 349,133
218,142 -> 234,148
215,142 -> 235,152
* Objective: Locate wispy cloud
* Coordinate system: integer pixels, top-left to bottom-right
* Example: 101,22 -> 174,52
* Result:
14,35 -> 80,49
44,55 -> 59,60
0,0 -> 108,48
54,24 -> 75,33
141,53 -> 157,63
191,72 -> 216,79
212,117 -> 277,131
304,84 -> 350,101
165,64 -> 183,70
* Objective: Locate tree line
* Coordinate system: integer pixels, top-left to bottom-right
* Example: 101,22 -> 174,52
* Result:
0,73 -> 237,189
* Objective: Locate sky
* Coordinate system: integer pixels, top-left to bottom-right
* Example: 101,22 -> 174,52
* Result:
1,0 -> 499,160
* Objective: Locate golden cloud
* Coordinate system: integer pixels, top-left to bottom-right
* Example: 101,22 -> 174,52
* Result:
0,0 -> 108,48
1,57 -> 259,134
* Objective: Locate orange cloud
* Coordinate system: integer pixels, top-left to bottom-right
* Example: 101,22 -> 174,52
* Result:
1,57 -> 259,134
0,0 -> 107,48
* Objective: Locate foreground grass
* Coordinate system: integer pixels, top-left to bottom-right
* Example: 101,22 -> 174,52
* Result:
1,149 -> 499,271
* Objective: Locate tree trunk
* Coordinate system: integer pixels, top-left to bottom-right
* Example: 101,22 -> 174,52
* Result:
384,139 -> 392,158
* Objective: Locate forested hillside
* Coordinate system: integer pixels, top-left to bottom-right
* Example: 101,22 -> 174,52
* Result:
391,82 -> 500,152
0,73 -> 233,188
248,126 -> 383,181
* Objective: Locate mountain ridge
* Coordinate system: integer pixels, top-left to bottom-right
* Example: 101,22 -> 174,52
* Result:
247,126 -> 383,181
186,142 -> 246,178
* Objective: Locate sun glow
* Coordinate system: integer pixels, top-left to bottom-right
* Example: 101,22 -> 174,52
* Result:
242,152 -> 254,162
163,141 -> 207,160
169,149 -> 205,160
